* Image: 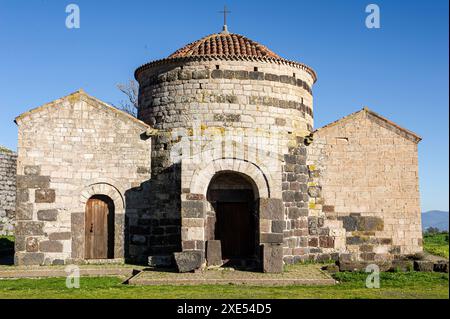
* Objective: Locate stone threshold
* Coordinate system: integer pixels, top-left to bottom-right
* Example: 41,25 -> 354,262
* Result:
129,275 -> 336,286
128,265 -> 336,286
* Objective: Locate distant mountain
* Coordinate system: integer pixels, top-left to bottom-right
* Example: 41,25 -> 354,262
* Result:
422,211 -> 449,231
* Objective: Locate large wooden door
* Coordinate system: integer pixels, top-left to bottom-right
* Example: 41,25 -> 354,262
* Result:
85,198 -> 110,259
215,202 -> 254,259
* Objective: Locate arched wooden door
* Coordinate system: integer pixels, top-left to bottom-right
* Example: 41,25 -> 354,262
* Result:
85,196 -> 114,259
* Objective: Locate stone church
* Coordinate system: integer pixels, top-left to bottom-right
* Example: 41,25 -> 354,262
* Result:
9,25 -> 423,272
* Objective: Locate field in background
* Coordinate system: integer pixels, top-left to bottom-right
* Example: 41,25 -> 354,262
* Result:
423,232 -> 449,259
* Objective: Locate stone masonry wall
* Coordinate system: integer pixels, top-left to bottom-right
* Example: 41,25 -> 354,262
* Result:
0,148 -> 17,236
14,91 -> 152,265
136,58 -> 315,269
307,109 -> 422,263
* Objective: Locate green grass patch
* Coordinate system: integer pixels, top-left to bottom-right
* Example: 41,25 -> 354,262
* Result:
0,271 -> 447,299
423,232 -> 449,258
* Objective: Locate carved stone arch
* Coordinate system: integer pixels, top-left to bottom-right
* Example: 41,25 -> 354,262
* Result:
189,158 -> 271,198
79,181 -> 125,214
72,180 -> 125,260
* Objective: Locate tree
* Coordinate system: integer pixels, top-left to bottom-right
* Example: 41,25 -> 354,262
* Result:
425,227 -> 440,235
115,80 -> 139,117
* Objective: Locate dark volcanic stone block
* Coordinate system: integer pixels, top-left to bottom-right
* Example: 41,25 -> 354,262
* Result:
433,261 -> 449,273
15,221 -> 44,236
39,240 -> 63,253
262,244 -> 283,273
260,233 -> 283,244
16,175 -> 50,189
414,260 -> 434,272
49,232 -> 72,240
15,252 -> 44,266
181,200 -> 205,218
259,198 -> 283,220
206,240 -> 222,266
37,209 -> 58,221
357,216 -> 384,231
35,189 -> 56,203
174,251 -> 203,273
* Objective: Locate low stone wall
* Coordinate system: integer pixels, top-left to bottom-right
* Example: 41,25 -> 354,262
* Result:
0,148 -> 17,236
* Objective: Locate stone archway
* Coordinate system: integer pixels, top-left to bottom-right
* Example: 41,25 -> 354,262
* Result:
206,171 -> 259,268
181,158 -> 284,273
72,182 -> 125,260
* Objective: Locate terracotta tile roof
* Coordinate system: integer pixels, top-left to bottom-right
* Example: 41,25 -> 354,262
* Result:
135,31 -> 317,83
168,33 -> 281,59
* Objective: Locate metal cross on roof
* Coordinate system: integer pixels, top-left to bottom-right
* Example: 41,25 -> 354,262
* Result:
219,5 -> 231,33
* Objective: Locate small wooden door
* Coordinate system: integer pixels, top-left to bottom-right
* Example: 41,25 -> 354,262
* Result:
215,202 -> 254,259
85,198 -> 110,259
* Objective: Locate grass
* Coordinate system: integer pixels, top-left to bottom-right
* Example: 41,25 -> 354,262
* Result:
0,270 -> 448,299
423,232 -> 449,258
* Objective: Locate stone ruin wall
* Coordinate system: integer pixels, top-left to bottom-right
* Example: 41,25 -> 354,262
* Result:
14,91 -> 152,265
306,110 -> 422,264
0,149 -> 17,236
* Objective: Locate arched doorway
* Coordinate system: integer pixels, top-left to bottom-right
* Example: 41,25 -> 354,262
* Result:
206,171 -> 259,266
85,195 -> 115,259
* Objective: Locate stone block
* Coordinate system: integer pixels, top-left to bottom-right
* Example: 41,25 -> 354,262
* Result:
249,71 -> 264,80
181,200 -> 205,218
433,261 -> 449,273
24,165 -> 40,175
259,198 -> 283,220
35,189 -> 56,203
14,236 -> 26,252
16,188 -> 29,203
260,233 -> 283,244
262,244 -> 283,273
210,69 -> 223,79
308,237 -> 318,247
390,259 -> 414,272
174,251 -> 203,273
15,252 -> 44,266
26,237 -> 39,252
148,255 -> 174,267
15,221 -> 44,236
271,220 -> 285,234
39,240 -> 63,253
48,232 -> 72,240
16,203 -> 33,220
414,260 -> 434,272
338,260 -> 392,272
37,209 -> 58,221
71,212 -> 84,259
357,216 -> 384,231
319,236 -> 335,248
339,216 -> 357,231
322,205 -> 334,213
206,240 -> 222,266
16,175 -> 50,189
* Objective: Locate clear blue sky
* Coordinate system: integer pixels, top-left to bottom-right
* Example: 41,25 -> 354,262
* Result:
0,0 -> 448,211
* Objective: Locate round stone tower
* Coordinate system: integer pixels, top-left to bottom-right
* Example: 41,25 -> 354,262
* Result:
134,27 -> 317,272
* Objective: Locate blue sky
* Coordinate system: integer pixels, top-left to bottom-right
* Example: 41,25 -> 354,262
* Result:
0,0 -> 448,211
